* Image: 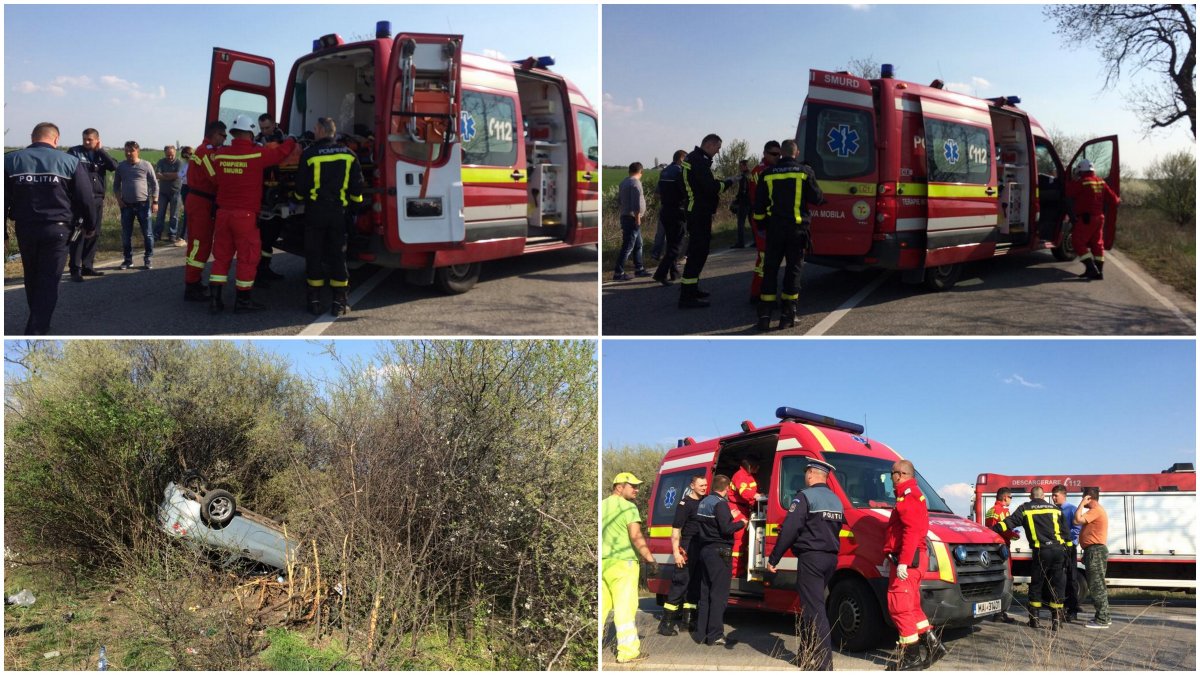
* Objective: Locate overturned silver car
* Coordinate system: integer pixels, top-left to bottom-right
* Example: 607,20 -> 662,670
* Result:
158,480 -> 297,570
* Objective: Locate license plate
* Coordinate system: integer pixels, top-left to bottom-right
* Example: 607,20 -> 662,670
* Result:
973,599 -> 1002,617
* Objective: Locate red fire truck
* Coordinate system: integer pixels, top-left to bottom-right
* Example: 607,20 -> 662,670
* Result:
972,466 -> 1196,595
797,64 -> 1120,290
206,21 -> 598,294
646,407 -> 1010,651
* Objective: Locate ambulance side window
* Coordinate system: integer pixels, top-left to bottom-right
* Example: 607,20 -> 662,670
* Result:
777,457 -> 812,509
576,112 -> 598,162
461,91 -> 518,167
1035,141 -> 1060,179
807,105 -> 875,179
925,119 -> 991,184
649,469 -> 707,527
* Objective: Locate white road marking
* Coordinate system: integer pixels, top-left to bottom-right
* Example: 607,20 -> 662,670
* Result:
297,267 -> 393,336
1105,251 -> 1195,332
805,272 -> 892,335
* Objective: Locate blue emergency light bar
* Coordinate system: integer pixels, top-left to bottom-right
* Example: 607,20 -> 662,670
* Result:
376,21 -> 391,39
514,56 -> 556,69
881,63 -> 895,78
775,407 -> 865,435
1006,96 -> 1021,105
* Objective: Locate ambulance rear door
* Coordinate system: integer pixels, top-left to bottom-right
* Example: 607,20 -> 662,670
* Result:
799,70 -> 879,256
1068,135 -> 1120,250
207,48 -> 276,137
385,33 -> 466,246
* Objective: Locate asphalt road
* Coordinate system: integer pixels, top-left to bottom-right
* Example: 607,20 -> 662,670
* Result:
602,596 -> 1196,671
601,247 -> 1195,336
4,245 -> 598,336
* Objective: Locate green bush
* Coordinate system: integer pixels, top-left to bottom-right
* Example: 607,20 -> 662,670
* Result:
1145,151 -> 1196,226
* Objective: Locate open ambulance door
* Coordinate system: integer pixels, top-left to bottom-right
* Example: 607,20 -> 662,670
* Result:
385,33 -> 465,246
1068,135 -> 1120,250
800,70 -> 879,256
207,48 -> 276,138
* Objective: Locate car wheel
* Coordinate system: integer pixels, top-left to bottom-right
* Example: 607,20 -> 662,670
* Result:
434,262 -> 481,294
181,471 -> 208,494
829,578 -> 886,652
201,489 -> 236,528
923,263 -> 962,291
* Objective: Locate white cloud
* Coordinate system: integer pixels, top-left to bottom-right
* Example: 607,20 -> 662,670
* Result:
946,77 -> 993,95
603,92 -> 644,115
53,75 -> 95,89
938,482 -> 975,517
482,48 -> 508,61
848,4 -> 871,10
13,80 -> 65,96
1002,373 -> 1044,389
100,75 -> 135,91
98,75 -> 166,102
971,76 -> 992,90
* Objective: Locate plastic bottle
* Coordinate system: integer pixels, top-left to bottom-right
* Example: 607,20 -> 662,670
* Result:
98,646 -> 108,671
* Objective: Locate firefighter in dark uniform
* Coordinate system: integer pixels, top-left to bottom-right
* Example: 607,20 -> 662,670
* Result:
292,117 -> 364,316
678,134 -> 734,309
752,138 -> 824,331
658,474 -> 707,636
255,114 -> 289,283
5,122 -> 96,335
991,486 -> 1068,630
693,473 -> 745,646
766,458 -> 843,670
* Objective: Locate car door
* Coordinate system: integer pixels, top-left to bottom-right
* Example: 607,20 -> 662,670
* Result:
1068,135 -> 1120,249
572,107 -> 600,242
207,48 -> 275,136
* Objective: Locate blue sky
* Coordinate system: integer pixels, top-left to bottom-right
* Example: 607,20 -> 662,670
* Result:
602,340 -> 1197,516
4,4 -> 597,149
602,4 -> 1195,173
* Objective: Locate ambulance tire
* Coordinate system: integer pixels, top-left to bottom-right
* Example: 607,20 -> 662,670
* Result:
1074,567 -> 1090,602
434,263 -> 482,294
1051,245 -> 1077,262
829,578 -> 887,651
923,264 -> 962,291
201,489 -> 237,529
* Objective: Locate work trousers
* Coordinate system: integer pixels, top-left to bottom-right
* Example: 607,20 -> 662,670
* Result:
731,527 -> 749,578
1071,212 -> 1105,260
258,216 -> 283,267
664,538 -> 702,614
887,553 -> 930,645
1029,545 -> 1067,613
1083,544 -> 1110,623
796,551 -> 837,670
15,221 -> 71,335
679,211 -> 713,288
304,202 -> 349,288
749,219 -> 767,300
696,543 -> 732,643
183,194 -> 216,285
653,208 -> 686,281
1064,543 -> 1081,614
601,559 -> 641,662
68,197 -> 104,273
211,208 -> 261,289
760,222 -> 808,302
734,202 -> 751,247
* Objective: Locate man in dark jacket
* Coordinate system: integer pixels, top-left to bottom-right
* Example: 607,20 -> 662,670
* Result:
693,473 -> 745,646
678,134 -> 733,308
5,122 -> 96,334
66,128 -> 118,280
652,149 -> 687,285
992,486 -> 1070,630
752,139 -> 824,330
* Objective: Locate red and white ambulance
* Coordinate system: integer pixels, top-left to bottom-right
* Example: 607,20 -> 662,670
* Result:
971,466 -> 1196,595
796,65 -> 1120,290
645,407 -> 1010,650
206,21 -> 598,293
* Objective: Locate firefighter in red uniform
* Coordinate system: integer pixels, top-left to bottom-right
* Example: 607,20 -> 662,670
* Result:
728,458 -> 761,578
884,459 -> 946,671
984,486 -> 1019,624
747,141 -> 781,303
206,115 -> 297,313
181,121 -> 227,302
1065,158 -> 1120,281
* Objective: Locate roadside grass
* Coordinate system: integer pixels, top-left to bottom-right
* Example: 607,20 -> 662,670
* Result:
259,628 -> 355,671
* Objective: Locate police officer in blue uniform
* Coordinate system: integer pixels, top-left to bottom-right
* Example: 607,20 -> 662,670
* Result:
67,127 -> 118,280
767,458 -> 844,670
5,122 -> 96,334
693,473 -> 746,647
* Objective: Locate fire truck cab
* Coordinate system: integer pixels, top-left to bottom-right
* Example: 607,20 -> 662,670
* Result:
797,65 -> 1120,290
205,21 -> 598,294
646,407 -> 1011,651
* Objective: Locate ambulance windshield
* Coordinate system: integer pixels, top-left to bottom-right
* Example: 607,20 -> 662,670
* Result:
779,454 -> 953,513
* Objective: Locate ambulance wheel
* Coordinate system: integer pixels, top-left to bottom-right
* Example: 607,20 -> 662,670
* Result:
1051,245 -> 1077,262
434,263 -> 481,294
200,489 -> 236,528
829,578 -> 886,651
923,264 -> 962,291
1074,567 -> 1090,602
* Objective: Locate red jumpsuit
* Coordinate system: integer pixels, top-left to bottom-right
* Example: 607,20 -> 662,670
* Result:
748,162 -> 770,300
883,477 -> 930,646
206,137 -> 297,290
184,142 -> 220,285
1066,172 -> 1119,261
728,467 -> 760,577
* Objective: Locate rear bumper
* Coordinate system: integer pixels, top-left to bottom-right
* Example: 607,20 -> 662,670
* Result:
809,232 -> 923,271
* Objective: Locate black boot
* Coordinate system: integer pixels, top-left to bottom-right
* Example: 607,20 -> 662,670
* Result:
184,282 -> 210,302
258,258 -> 285,281
922,630 -> 947,666
685,608 -> 697,634
1027,608 -> 1041,629
208,285 -> 225,314
1051,608 -> 1061,632
756,301 -> 774,331
1077,257 -> 1098,280
777,300 -> 797,330
233,289 -> 267,313
886,644 -> 929,671
678,285 -> 710,309
657,609 -> 679,636
307,288 -> 323,316
1093,260 -> 1104,280
331,288 -> 350,316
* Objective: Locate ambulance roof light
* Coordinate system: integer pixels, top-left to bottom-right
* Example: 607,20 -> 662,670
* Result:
514,55 -> 556,70
317,34 -> 344,50
881,63 -> 894,79
376,21 -> 392,39
1006,96 -> 1021,105
312,40 -> 320,53
1163,462 -> 1195,473
775,407 -> 866,435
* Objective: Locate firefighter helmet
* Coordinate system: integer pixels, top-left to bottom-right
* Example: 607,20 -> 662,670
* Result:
1076,158 -> 1094,174
229,114 -> 257,133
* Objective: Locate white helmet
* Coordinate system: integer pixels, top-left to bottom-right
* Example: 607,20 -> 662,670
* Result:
1076,158 -> 1094,174
229,114 -> 257,133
